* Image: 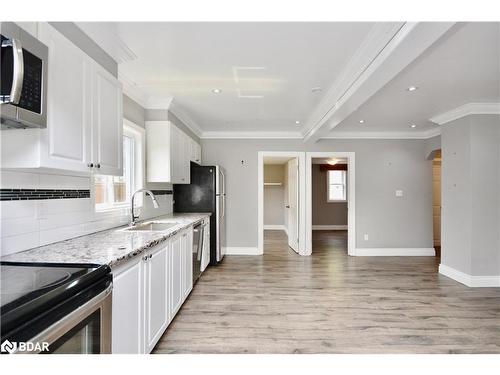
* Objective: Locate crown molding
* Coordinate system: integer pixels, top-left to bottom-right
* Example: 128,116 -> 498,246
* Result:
323,127 -> 441,140
168,101 -> 203,137
200,131 -> 303,139
303,22 -> 455,143
119,73 -> 150,108
429,103 -> 500,125
145,96 -> 174,110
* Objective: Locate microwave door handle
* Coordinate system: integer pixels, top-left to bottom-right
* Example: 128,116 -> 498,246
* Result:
10,38 -> 24,104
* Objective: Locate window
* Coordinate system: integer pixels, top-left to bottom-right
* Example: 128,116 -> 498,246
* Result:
327,170 -> 347,202
94,123 -> 144,211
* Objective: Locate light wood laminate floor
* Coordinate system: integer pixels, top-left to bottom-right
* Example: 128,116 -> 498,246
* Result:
153,230 -> 500,354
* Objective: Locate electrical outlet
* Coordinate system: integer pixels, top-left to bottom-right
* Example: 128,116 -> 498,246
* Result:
395,190 -> 403,197
364,234 -> 369,241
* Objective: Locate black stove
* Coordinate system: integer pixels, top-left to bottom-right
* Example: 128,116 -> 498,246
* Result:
1,261 -> 112,347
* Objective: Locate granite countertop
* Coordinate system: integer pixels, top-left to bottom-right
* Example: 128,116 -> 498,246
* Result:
1,213 -> 210,268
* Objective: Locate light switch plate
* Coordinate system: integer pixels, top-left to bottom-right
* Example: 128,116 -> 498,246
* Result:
364,234 -> 369,241
395,190 -> 403,197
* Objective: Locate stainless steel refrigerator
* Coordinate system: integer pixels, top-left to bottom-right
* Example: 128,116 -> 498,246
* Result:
173,162 -> 226,265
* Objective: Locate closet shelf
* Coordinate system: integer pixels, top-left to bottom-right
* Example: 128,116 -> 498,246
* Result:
264,182 -> 283,186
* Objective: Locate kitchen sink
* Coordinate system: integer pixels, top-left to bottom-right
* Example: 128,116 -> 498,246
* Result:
125,222 -> 179,232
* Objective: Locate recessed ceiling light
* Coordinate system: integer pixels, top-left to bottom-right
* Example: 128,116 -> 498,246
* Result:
311,87 -> 322,93
410,124 -> 417,128
211,88 -> 222,94
406,86 -> 418,92
295,120 -> 301,125
327,158 -> 339,166
359,120 -> 365,124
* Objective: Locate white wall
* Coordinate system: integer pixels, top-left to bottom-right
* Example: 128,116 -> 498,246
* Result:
201,138 -> 433,250
0,170 -> 173,257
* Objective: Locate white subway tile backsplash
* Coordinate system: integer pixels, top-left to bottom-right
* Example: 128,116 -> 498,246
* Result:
0,170 -> 174,256
1,232 -> 40,257
0,171 -> 39,189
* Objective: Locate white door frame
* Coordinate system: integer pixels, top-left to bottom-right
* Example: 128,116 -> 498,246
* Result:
305,152 -> 356,256
258,151 -> 307,255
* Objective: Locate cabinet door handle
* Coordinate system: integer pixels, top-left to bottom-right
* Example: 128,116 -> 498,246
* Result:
87,163 -> 94,168
143,255 -> 148,261
96,163 -> 101,169
149,254 -> 152,259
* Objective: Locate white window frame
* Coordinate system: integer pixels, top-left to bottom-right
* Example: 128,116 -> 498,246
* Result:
326,169 -> 347,202
93,119 -> 145,212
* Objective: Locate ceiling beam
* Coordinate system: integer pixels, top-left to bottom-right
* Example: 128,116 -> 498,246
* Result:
303,22 -> 456,143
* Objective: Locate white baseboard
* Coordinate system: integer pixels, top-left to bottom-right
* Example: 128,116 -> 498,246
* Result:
223,247 -> 262,255
312,225 -> 348,230
264,225 -> 286,231
439,264 -> 500,287
354,248 -> 435,256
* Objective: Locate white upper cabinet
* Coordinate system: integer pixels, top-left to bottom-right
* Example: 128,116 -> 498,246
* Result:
0,23 -> 123,176
38,22 -> 91,172
189,137 -> 202,165
146,121 -> 200,184
92,63 -> 123,176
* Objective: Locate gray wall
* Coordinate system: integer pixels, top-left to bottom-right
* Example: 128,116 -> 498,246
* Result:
441,114 -> 500,276
312,164 -> 348,226
425,135 -> 441,159
201,138 -> 433,250
123,95 -> 146,128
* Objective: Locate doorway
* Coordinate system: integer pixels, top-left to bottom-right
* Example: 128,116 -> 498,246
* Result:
258,152 -> 306,255
305,152 -> 356,256
432,150 -> 441,257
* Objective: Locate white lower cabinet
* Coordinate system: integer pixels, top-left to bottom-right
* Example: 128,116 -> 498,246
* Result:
144,244 -> 169,354
111,226 -> 194,354
111,256 -> 143,354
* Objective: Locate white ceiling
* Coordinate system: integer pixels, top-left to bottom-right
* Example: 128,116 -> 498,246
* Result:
77,22 -> 499,139
77,22 -> 376,132
330,22 -> 500,137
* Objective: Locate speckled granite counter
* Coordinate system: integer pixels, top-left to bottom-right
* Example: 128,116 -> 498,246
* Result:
1,213 -> 210,268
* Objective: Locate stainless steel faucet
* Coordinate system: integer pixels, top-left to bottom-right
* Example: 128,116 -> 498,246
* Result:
131,189 -> 160,226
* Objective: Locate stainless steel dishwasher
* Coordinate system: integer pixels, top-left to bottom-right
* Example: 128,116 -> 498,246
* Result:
192,222 -> 204,284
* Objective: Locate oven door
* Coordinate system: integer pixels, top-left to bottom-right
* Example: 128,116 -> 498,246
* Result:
27,285 -> 112,354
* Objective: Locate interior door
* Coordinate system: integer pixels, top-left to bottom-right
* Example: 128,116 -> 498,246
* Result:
287,158 -> 299,253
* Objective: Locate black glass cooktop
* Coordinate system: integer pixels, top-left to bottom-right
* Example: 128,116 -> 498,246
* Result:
0,261 -> 111,342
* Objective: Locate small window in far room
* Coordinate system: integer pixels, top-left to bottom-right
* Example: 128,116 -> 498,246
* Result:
94,123 -> 144,211
327,170 -> 347,202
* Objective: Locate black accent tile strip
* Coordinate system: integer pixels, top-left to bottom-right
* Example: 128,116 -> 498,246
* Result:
0,189 -> 90,201
150,190 -> 173,196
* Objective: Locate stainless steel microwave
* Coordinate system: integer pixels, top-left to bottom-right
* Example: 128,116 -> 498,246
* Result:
1,22 -> 48,129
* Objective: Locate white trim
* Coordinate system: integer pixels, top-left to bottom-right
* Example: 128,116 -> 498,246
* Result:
303,22 -> 454,142
264,225 -> 286,231
354,248 -> 435,256
202,131 -> 303,139
323,128 -> 441,140
439,264 -> 500,288
224,247 -> 261,255
258,151 -> 307,256
312,225 -> 348,230
146,96 -> 174,110
430,103 -> 500,125
306,152 -> 356,257
119,73 -> 150,109
168,101 -> 204,137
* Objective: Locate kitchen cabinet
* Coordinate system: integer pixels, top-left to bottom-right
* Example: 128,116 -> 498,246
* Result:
111,225 -> 194,354
146,121 -> 201,183
144,244 -> 169,353
111,256 -> 143,354
0,23 -> 123,176
91,62 -> 123,176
